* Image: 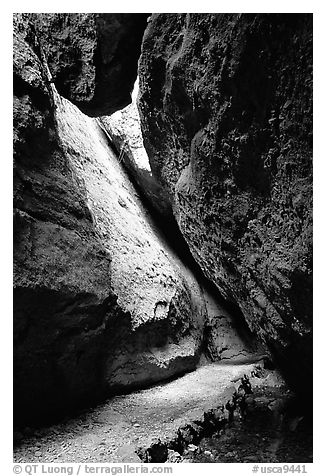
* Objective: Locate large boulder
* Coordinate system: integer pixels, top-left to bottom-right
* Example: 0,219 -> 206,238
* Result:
138,14 -> 312,392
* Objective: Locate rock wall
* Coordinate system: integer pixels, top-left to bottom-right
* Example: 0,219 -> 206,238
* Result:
138,13 -> 312,392
30,13 -> 148,116
13,13 -> 256,423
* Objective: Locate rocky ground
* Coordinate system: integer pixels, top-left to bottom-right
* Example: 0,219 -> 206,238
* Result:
13,361 -> 312,464
13,361 -> 261,463
183,382 -> 313,463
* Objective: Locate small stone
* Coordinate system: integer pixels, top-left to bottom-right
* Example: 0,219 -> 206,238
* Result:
244,455 -> 257,462
224,451 -> 236,458
133,423 -> 140,428
187,444 -> 198,452
35,450 -> 42,457
167,449 -> 182,462
204,450 -> 212,456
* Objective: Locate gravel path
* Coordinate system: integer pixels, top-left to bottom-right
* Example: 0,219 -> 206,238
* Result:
14,362 -> 258,463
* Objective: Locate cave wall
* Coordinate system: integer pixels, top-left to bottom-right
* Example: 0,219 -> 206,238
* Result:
29,13 -> 149,116
138,13 -> 312,391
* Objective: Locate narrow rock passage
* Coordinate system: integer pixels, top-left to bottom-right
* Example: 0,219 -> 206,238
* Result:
14,362 -> 262,463
13,14 -> 313,465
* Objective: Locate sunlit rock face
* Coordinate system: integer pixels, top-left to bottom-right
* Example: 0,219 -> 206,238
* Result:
98,79 -> 172,218
13,14 -> 257,423
138,13 -> 312,392
31,13 -> 149,116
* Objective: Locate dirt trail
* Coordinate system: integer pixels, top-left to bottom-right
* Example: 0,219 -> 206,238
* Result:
14,362 -> 259,463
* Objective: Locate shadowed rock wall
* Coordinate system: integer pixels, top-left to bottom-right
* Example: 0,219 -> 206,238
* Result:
138,13 -> 312,392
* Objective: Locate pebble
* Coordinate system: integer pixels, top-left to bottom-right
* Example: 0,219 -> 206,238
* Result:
188,444 -> 198,452
35,450 -> 42,457
133,423 -> 140,428
224,451 -> 236,458
167,449 -> 182,462
244,455 -> 257,462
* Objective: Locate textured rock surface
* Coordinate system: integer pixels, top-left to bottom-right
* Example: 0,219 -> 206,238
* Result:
202,289 -> 262,363
31,13 -> 148,116
138,13 -> 312,391
13,14 -> 256,423
98,79 -> 172,218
